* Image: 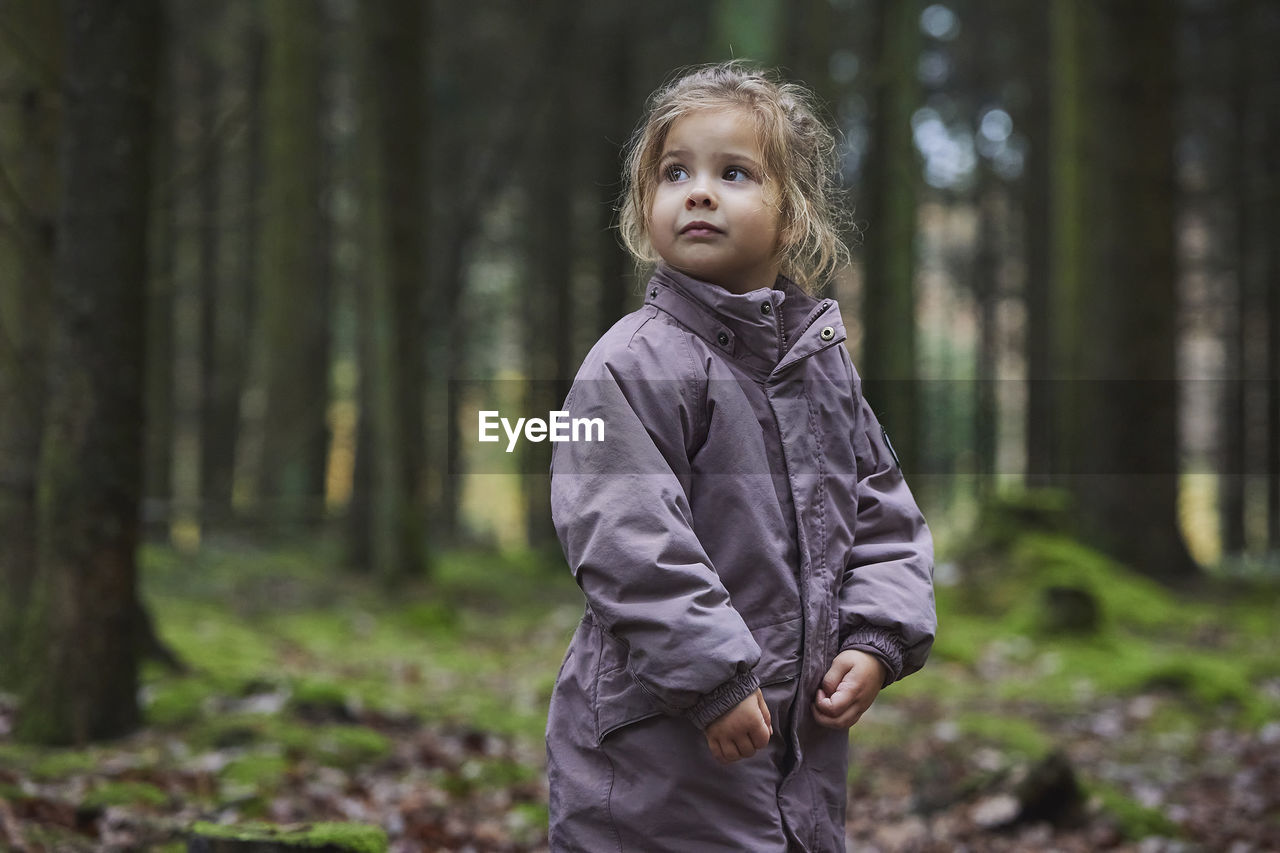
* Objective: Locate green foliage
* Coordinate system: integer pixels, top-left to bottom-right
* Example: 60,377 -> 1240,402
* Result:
188,820 -> 388,853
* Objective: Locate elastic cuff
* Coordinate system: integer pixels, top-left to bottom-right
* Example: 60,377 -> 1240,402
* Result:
840,627 -> 906,686
686,669 -> 761,731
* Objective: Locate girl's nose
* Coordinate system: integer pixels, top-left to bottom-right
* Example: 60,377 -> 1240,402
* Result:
685,185 -> 716,208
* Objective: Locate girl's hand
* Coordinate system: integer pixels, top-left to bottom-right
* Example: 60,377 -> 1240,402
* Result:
704,688 -> 772,764
812,649 -> 886,729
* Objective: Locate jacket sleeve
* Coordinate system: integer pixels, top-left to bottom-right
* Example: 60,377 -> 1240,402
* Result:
550,341 -> 762,730
837,384 -> 937,685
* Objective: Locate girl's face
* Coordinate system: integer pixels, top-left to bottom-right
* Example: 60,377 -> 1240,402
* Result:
648,107 -> 783,295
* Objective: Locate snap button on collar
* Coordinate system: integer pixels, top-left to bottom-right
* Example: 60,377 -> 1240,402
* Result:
717,331 -> 730,347
761,302 -> 772,316
820,326 -> 835,341
649,287 -> 658,299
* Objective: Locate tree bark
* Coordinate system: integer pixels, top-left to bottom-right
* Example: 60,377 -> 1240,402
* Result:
521,0 -> 578,550
254,0 -> 329,527
0,0 -> 60,691
196,5 -> 249,531
1051,0 -> 1197,581
358,0 -> 429,580
1220,0 -> 1253,556
17,0 -> 160,744
860,0 -> 921,469
143,7 -> 175,538
1020,2 -> 1055,488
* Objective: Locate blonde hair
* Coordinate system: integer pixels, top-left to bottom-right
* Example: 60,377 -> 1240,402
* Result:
618,61 -> 850,294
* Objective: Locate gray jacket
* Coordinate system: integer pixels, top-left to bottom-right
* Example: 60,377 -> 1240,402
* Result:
546,263 -> 936,851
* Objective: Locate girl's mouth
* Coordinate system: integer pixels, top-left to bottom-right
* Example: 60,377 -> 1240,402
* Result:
680,221 -> 724,236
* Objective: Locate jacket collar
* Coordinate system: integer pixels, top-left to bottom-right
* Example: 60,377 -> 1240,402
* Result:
643,263 -> 847,378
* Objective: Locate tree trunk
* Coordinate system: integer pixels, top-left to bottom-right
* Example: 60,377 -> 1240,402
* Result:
1020,2 -> 1055,488
521,1 -> 578,551
860,0 -> 921,469
1220,0 -> 1253,556
17,0 -> 160,744
1051,0 -> 1197,581
198,17 -> 248,530
1257,1 -> 1280,552
143,8 -> 175,538
971,7 -> 1001,496
358,0 -> 429,581
254,0 -> 329,527
0,0 -> 60,691
589,1 -> 636,342
230,17 -> 266,524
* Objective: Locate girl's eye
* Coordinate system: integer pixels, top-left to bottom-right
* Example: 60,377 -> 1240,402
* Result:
664,164 -> 688,181
724,166 -> 751,182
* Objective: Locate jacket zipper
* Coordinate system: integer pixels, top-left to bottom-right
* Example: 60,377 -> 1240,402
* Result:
795,300 -> 833,339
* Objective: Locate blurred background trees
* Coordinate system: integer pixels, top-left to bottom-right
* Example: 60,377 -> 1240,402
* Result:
1,0 -> 1278,746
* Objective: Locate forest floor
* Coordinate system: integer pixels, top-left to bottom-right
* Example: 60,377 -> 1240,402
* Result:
0,506 -> 1278,852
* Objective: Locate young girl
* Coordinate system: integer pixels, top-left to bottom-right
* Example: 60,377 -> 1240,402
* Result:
545,61 -> 936,852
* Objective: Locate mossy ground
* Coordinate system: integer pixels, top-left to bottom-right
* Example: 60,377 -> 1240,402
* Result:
2,504 -> 1277,849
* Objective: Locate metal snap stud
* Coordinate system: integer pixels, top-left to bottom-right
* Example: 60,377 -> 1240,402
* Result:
717,331 -> 730,346
761,302 -> 772,315
820,326 -> 835,341
649,287 -> 658,298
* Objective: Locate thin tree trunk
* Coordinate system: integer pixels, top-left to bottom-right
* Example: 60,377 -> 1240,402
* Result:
1221,0 -> 1253,556
143,6 -> 175,537
254,0 -> 329,527
590,2 -> 635,341
196,46 -> 228,531
347,0 -> 429,581
1260,2 -> 1280,552
0,0 -> 60,691
971,7 -> 1000,496
861,0 -> 921,468
17,0 -> 160,744
1021,2 -> 1055,488
229,16 -> 265,524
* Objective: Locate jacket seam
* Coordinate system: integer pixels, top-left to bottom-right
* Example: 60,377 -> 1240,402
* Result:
592,624 -> 604,746
678,327 -> 709,449
601,744 -> 623,853
744,612 -> 804,632
625,310 -> 657,351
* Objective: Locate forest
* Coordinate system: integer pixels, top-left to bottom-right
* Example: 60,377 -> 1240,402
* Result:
0,0 -> 1278,850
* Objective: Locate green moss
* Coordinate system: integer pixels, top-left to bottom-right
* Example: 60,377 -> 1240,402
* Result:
150,597 -> 279,681
1089,782 -> 1180,840
220,752 -> 289,790
398,601 -> 460,633
82,780 -> 170,809
0,744 -> 36,771
954,712 -> 1052,757
309,725 -> 392,768
142,673 -> 218,727
188,820 -> 388,853
28,748 -> 99,780
288,677 -> 352,715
